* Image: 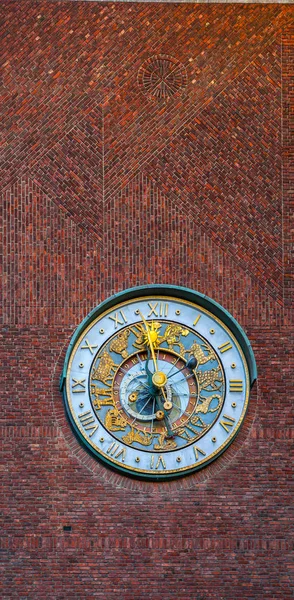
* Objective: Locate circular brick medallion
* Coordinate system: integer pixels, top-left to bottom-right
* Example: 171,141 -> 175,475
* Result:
138,55 -> 188,100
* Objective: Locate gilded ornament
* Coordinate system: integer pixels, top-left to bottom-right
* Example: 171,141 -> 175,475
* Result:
161,323 -> 189,356
196,368 -> 223,391
104,408 -> 127,432
154,432 -> 177,451
109,329 -> 130,359
131,321 -> 162,350
91,385 -> 114,410
188,340 -> 216,365
92,351 -> 118,385
195,394 -> 222,414
122,427 -> 153,446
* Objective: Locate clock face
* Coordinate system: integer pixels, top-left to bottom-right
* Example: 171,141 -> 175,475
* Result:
62,287 -> 256,480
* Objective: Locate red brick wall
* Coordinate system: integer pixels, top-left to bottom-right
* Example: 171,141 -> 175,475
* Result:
1,2 -> 293,598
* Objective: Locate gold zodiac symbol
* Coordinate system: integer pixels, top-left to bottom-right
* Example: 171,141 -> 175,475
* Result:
91,385 -> 114,410
122,427 -> 153,446
109,329 -> 130,359
188,341 -> 216,365
154,432 -> 177,451
161,323 -> 189,356
197,368 -> 223,391
195,394 -> 222,414
104,408 -> 127,432
92,351 -> 118,385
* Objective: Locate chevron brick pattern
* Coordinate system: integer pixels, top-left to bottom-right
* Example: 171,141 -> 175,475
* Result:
33,103 -> 104,239
103,5 -> 290,198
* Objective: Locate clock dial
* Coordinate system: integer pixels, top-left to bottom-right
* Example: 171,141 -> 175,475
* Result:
90,325 -> 225,452
62,287 -> 256,479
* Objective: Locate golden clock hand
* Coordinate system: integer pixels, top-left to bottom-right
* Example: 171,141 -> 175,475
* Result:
138,311 -> 173,432
138,311 -> 170,390
138,310 -> 158,371
159,384 -> 169,408
154,392 -> 174,437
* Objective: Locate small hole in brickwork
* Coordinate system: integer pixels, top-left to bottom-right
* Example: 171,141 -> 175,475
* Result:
63,525 -> 72,532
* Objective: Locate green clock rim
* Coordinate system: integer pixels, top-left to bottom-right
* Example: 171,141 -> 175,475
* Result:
60,285 -> 257,391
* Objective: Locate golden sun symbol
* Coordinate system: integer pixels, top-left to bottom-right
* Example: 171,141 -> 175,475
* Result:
143,321 -> 162,349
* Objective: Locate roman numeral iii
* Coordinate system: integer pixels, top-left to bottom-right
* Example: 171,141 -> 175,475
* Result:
229,380 -> 243,392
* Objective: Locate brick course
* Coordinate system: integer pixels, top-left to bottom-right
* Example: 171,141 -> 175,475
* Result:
1,2 -> 293,599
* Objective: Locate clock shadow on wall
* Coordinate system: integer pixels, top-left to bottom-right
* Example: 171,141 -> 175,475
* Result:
60,285 -> 257,482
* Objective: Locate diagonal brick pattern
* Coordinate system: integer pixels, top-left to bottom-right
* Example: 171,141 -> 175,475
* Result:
0,177 -> 104,325
33,103 -> 103,239
103,5 -> 292,199
140,42 -> 284,304
104,173 -> 285,327
282,28 -> 294,309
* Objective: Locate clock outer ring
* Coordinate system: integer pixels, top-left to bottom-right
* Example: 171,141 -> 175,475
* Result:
60,286 -> 257,480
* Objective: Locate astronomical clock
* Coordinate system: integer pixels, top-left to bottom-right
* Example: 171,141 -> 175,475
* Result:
61,286 -> 257,480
